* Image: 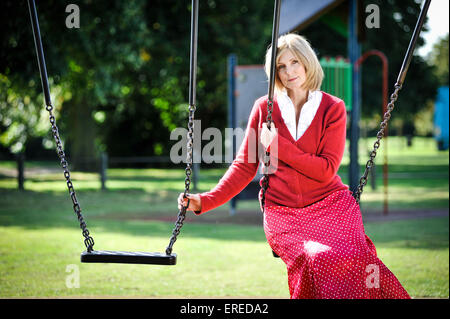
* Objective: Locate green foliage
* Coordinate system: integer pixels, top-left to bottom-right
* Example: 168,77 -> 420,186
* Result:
89,0 -> 275,158
0,0 -> 442,162
358,0 -> 439,129
0,73 -> 62,154
303,0 -> 439,124
429,34 -> 449,86
1,0 -> 152,161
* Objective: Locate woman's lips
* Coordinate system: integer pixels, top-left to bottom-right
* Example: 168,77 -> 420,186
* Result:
288,77 -> 298,82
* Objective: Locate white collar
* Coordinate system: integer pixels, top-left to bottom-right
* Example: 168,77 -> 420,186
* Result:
276,90 -> 323,141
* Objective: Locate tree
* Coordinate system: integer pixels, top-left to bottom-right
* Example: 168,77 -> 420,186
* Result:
3,0 -> 438,165
0,0 -> 59,158
85,0 -> 275,161
429,34 -> 449,86
360,0 -> 438,133
301,0 -> 439,134
1,0 -> 275,166
1,0 -> 152,169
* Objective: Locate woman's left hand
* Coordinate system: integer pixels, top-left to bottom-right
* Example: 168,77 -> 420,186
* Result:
261,122 -> 277,149
177,193 -> 201,212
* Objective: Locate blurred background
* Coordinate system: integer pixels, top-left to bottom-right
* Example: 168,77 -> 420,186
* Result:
0,0 -> 448,298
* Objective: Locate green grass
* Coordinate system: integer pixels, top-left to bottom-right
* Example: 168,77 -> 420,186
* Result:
0,217 -> 447,298
0,136 -> 448,298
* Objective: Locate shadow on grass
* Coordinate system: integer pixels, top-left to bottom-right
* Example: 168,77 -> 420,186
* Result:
0,188 -> 267,243
19,175 -> 192,183
364,217 -> 449,250
1,188 -> 448,251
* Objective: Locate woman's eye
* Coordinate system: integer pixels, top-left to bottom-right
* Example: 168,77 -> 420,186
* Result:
292,60 -> 298,64
277,65 -> 285,70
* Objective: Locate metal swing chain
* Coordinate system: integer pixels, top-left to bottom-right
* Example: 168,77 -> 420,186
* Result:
353,0 -> 431,203
28,0 -> 94,252
261,0 -> 280,215
165,0 -> 198,256
46,104 -> 95,252
353,84 -> 402,203
260,100 -> 274,214
165,103 -> 196,256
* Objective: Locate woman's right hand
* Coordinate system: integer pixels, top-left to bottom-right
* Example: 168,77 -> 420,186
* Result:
177,193 -> 202,212
261,122 -> 277,149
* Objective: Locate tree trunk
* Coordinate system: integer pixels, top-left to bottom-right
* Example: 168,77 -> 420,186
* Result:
65,96 -> 97,172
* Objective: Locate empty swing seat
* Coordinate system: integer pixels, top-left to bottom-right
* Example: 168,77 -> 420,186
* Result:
81,250 -> 177,265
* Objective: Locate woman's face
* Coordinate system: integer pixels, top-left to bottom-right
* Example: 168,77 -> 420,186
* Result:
276,49 -> 307,91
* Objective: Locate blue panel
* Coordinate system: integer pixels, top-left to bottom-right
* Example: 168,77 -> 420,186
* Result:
434,86 -> 449,150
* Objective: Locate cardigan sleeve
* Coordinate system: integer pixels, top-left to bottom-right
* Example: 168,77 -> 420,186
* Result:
195,100 -> 262,214
269,100 -> 347,183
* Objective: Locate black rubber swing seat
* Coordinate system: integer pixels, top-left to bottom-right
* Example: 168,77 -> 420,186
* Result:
80,250 -> 177,265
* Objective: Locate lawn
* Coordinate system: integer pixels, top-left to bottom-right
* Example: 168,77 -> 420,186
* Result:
0,216 -> 447,298
0,136 -> 448,298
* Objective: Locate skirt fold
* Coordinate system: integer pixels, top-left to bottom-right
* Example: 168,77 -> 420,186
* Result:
264,190 -> 410,299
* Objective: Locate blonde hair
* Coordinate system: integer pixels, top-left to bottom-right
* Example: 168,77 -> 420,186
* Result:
264,33 -> 323,92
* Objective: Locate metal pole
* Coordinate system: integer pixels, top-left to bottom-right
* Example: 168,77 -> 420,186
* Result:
267,0 -> 281,103
348,0 -> 361,194
228,54 -> 237,216
355,50 -> 389,215
382,55 -> 389,216
188,0 -> 199,107
27,0 -> 51,107
187,0 -> 199,191
396,0 -> 432,86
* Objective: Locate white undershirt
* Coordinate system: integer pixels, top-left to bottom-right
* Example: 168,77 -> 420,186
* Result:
277,90 -> 323,141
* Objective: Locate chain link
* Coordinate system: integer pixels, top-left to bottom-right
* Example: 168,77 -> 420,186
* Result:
166,103 -> 196,255
260,100 -> 274,214
46,104 -> 94,252
353,84 -> 402,203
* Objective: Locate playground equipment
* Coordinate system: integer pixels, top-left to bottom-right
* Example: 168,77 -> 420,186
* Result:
28,0 -> 431,264
27,0 -> 200,265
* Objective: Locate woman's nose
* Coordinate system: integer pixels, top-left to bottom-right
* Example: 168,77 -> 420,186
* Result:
285,65 -> 293,76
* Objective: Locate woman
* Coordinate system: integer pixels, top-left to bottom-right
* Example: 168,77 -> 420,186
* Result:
178,33 -> 410,299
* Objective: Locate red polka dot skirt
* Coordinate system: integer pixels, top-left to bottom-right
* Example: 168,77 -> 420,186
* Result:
264,190 -> 410,299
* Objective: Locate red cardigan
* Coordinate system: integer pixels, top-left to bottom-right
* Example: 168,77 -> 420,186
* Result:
196,91 -> 348,215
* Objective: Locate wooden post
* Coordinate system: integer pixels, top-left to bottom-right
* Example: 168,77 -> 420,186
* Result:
348,0 -> 362,194
192,161 -> 199,192
17,152 -> 25,191
370,159 -> 376,190
100,152 -> 108,190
